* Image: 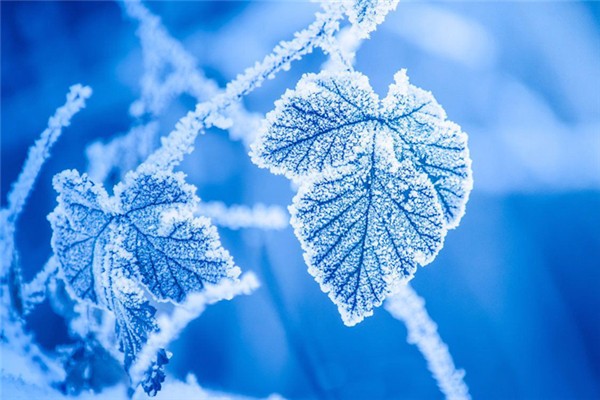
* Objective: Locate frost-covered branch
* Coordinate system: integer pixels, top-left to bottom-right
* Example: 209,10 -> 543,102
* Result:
122,0 -> 264,141
385,284 -> 471,400
140,3 -> 344,173
86,122 -> 160,183
321,25 -> 364,72
1,85 -> 91,271
86,0 -> 264,184
129,273 -> 260,386
3,84 -> 92,223
0,85 -> 90,393
198,202 -> 288,230
21,257 -> 59,312
124,0 -> 215,118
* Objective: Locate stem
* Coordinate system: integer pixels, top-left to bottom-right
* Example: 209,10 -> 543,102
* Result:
21,256 -> 59,312
4,85 -> 92,224
139,4 -> 344,173
129,273 -> 259,386
385,284 -> 471,400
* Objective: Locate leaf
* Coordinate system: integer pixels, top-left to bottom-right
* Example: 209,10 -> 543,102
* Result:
292,148 -> 445,325
346,0 -> 400,37
253,69 -> 472,325
50,170 -> 239,306
102,245 -> 158,370
382,72 -> 472,228
114,172 -> 239,302
140,349 -> 171,397
49,169 -> 239,392
251,71 -> 378,179
49,171 -> 113,303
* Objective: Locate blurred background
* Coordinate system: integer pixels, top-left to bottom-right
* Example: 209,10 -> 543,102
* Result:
2,1 -> 599,399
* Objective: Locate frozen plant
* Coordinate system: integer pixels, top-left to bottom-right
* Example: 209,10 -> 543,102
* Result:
1,0 -> 473,399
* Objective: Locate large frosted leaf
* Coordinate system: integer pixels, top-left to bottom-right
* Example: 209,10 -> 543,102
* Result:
291,148 -> 445,325
251,71 -> 378,179
253,69 -> 472,324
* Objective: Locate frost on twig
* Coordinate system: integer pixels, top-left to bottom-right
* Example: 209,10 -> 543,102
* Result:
86,122 -> 160,184
20,257 -> 59,313
198,202 -> 288,230
0,85 -> 91,385
86,0 -> 263,185
385,284 -> 471,400
140,2 -> 344,173
129,272 -> 260,388
1,84 -> 92,272
344,0 -> 400,38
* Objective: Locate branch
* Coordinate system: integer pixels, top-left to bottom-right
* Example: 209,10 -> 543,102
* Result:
198,202 -> 288,230
139,3 -> 344,173
385,284 -> 471,400
129,273 -> 260,386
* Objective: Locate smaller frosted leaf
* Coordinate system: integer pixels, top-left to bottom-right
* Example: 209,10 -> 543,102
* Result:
291,151 -> 445,325
50,169 -> 238,395
346,0 -> 399,37
382,71 -> 472,228
49,170 -> 114,303
116,171 -> 240,302
251,71 -> 379,179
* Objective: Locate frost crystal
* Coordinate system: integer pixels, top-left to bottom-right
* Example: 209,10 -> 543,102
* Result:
346,0 -> 399,37
252,70 -> 472,325
49,169 -> 239,392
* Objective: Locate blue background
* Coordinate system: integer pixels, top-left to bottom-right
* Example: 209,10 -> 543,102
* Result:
2,1 -> 599,399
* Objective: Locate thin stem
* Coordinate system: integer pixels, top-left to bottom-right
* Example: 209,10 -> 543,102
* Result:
129,273 -> 259,386
139,4 -> 344,173
21,256 -> 59,312
1,85 -> 91,275
4,85 -> 92,224
385,284 -> 471,400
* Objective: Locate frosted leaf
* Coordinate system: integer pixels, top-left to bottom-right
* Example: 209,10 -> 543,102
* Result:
291,153 -> 445,326
49,169 -> 239,393
255,69 -> 471,324
49,171 -> 113,303
50,170 -> 239,306
115,172 -> 240,302
251,71 -> 378,180
382,70 -> 472,228
106,261 -> 158,370
346,0 -> 399,37
101,243 -> 169,395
